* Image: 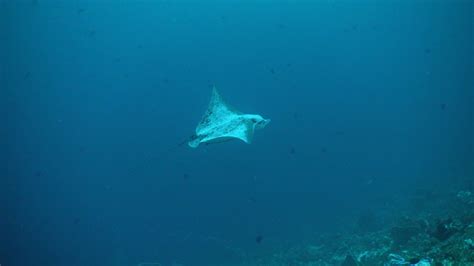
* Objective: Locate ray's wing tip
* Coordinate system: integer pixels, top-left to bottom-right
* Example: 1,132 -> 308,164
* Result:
211,85 -> 219,96
188,142 -> 199,148
188,137 -> 201,148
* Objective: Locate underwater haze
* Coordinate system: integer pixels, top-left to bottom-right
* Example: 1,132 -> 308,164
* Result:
2,0 -> 473,265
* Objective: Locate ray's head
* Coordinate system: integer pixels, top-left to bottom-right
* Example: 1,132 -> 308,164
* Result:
249,114 -> 270,129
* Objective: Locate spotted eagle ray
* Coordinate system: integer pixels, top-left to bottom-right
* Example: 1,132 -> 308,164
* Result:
188,87 -> 270,148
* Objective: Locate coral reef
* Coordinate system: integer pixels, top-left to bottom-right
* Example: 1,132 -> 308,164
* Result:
248,188 -> 474,266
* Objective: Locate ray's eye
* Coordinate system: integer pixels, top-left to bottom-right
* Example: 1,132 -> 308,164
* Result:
251,118 -> 257,123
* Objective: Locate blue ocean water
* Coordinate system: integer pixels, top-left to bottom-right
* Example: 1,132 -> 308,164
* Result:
2,1 -> 473,265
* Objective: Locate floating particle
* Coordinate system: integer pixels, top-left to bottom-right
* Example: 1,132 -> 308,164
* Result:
290,147 -> 296,155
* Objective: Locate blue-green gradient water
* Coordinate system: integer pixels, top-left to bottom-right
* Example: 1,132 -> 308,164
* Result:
2,1 -> 473,265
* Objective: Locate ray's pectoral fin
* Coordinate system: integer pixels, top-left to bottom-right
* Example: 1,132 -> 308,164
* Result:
188,134 -> 204,148
196,86 -> 241,133
243,121 -> 255,144
190,121 -> 254,148
228,120 -> 254,144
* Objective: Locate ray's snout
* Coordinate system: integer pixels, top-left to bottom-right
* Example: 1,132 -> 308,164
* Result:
255,117 -> 270,129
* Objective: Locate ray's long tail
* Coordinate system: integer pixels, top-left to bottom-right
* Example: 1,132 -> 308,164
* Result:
128,135 -> 194,177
